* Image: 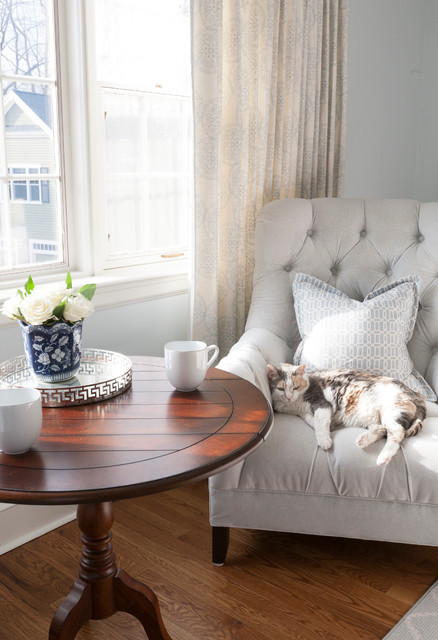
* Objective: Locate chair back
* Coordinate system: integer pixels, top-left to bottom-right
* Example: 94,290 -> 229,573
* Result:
246,198 -> 438,383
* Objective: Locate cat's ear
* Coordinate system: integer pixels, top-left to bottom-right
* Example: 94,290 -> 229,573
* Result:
267,364 -> 279,379
295,363 -> 306,376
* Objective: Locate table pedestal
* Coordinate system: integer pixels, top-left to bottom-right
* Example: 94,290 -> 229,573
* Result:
49,502 -> 173,640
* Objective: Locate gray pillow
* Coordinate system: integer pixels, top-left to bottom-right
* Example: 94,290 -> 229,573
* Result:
292,273 -> 436,401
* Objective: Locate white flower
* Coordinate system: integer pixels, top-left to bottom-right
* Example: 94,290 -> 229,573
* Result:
1,294 -> 23,320
19,291 -> 54,325
63,293 -> 94,323
2,272 -> 95,326
44,284 -> 69,308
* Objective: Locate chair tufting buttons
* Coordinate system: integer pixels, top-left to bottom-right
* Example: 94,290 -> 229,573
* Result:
360,230 -> 367,238
284,264 -> 292,272
386,269 -> 393,277
418,234 -> 424,243
307,229 -> 314,237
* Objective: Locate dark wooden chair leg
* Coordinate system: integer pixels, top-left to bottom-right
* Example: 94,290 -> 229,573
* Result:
212,526 -> 229,566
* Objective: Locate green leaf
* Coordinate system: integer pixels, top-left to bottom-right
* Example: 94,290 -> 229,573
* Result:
24,275 -> 34,295
17,289 -> 24,299
77,283 -> 96,301
53,302 -> 66,319
65,271 -> 73,289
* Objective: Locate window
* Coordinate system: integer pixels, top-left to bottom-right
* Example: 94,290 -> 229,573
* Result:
91,0 -> 192,272
8,166 -> 49,203
0,0 -> 63,272
0,0 -> 191,291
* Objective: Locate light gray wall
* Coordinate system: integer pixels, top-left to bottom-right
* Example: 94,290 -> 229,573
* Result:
0,293 -> 189,361
344,0 -> 438,201
414,0 -> 438,201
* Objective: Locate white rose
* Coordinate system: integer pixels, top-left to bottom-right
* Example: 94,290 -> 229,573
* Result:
1,294 -> 23,320
45,284 -> 69,308
19,291 -> 54,325
63,293 -> 94,323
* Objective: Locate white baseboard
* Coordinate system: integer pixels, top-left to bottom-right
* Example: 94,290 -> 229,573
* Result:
0,503 -> 76,555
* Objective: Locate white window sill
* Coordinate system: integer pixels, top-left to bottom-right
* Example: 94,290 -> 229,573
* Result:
0,266 -> 189,328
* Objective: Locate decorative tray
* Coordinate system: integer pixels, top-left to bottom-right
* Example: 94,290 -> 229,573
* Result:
0,348 -> 132,407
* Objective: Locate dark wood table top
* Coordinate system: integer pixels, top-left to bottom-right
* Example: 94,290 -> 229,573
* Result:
0,356 -> 273,506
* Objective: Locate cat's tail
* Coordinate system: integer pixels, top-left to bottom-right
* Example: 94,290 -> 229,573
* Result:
405,418 -> 423,437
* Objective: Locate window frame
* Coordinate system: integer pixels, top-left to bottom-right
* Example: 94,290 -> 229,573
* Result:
0,0 -> 190,328
0,0 -> 67,279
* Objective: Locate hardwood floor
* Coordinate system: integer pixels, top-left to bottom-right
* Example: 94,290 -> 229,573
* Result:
0,480 -> 437,640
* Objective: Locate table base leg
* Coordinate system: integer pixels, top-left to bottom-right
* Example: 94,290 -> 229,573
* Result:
49,580 -> 91,639
114,569 -> 173,640
48,502 -> 173,640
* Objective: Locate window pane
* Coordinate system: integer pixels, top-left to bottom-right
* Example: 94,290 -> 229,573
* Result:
30,181 -> 41,201
95,0 -> 191,95
148,176 -> 188,250
0,0 -> 52,78
0,179 -> 61,269
104,90 -> 192,260
146,97 -> 192,173
95,0 -> 192,270
104,93 -> 143,174
106,177 -> 145,255
104,91 -> 191,174
12,182 -> 27,200
3,82 -> 57,171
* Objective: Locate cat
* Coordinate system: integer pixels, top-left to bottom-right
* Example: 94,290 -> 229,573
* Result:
267,363 -> 426,465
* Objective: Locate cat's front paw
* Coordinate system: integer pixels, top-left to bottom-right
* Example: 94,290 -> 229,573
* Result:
317,435 -> 332,450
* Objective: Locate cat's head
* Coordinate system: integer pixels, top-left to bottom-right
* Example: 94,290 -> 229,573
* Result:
267,363 -> 309,403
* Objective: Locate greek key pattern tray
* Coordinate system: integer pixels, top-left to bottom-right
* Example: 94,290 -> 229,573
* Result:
0,349 -> 132,407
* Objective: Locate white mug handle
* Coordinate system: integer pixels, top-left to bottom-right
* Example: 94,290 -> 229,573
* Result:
206,345 -> 219,368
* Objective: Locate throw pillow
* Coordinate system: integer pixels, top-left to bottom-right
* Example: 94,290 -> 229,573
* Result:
292,273 -> 436,401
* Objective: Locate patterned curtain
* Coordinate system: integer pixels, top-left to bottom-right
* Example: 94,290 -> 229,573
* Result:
191,0 -> 349,355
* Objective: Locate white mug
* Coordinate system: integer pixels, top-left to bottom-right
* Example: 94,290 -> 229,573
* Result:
164,341 -> 219,392
0,388 -> 42,455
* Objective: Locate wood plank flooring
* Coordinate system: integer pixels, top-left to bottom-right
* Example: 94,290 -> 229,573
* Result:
0,480 -> 437,639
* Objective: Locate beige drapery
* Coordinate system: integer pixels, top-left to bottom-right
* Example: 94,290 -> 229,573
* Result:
191,0 -> 348,355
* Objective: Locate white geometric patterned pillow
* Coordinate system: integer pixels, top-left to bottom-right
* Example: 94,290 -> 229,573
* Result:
292,273 -> 436,401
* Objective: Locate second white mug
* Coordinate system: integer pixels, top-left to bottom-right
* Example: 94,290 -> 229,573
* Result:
164,341 -> 219,391
0,387 -> 42,455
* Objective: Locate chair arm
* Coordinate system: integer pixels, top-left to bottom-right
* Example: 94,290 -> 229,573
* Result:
217,328 -> 293,401
209,329 -> 292,493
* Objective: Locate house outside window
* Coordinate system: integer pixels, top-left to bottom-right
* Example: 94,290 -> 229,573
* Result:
8,166 -> 49,203
0,0 -> 191,300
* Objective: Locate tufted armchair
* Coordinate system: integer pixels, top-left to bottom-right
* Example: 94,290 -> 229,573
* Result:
210,198 -> 438,564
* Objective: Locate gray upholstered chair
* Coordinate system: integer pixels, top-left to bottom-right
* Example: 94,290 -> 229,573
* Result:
210,198 -> 438,565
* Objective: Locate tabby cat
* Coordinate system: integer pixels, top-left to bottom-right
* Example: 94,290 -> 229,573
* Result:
267,363 -> 426,465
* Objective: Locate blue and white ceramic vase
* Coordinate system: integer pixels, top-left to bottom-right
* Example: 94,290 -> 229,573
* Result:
20,320 -> 83,383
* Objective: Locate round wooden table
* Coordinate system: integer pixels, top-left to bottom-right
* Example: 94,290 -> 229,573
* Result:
0,356 -> 273,639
